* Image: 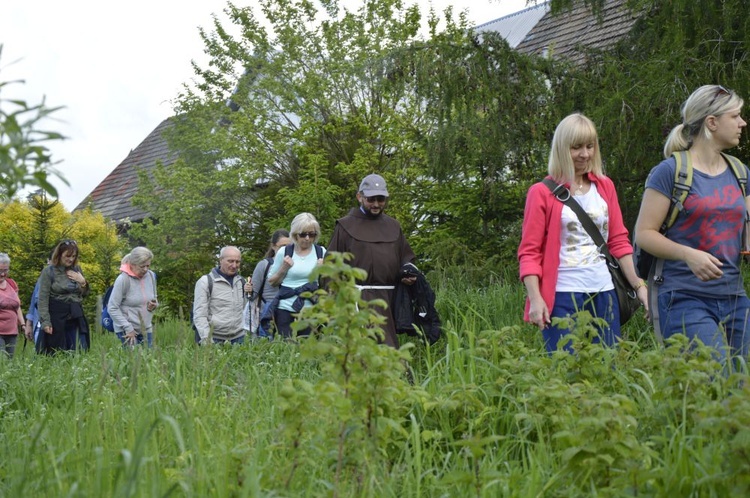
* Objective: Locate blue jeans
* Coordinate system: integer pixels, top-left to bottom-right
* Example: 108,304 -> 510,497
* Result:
658,290 -> 750,362
116,331 -> 153,348
543,290 -> 621,354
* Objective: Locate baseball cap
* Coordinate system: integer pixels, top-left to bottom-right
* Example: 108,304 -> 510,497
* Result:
359,174 -> 389,197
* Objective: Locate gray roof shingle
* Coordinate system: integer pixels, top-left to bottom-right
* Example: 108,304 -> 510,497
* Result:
75,117 -> 176,224
515,0 -> 636,65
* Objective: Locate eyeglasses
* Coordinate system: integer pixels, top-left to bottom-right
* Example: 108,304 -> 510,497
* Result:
365,195 -> 387,203
0,269 -> 9,276
60,239 -> 78,247
708,85 -> 731,109
297,232 -> 318,239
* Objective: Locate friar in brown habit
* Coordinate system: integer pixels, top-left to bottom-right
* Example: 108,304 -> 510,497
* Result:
328,174 -> 416,347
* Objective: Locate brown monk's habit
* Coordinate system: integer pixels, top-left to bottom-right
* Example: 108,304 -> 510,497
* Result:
328,207 -> 415,347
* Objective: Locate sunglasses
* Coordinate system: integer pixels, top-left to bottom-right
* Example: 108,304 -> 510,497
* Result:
708,85 -> 731,109
298,232 -> 318,239
0,269 -> 9,276
60,239 -> 78,247
365,195 -> 387,203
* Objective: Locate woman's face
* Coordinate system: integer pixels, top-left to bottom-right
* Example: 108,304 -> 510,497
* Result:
61,249 -> 77,268
713,108 -> 747,149
569,142 -> 595,174
295,228 -> 317,250
132,259 -> 152,278
0,262 -> 8,283
275,237 -> 292,253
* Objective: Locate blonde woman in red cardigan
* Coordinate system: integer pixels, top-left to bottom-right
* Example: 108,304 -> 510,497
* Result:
518,113 -> 647,353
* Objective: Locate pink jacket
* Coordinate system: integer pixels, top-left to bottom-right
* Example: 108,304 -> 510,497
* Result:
518,173 -> 633,321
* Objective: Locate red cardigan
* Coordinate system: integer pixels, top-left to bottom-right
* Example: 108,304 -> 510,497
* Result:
518,173 -> 633,321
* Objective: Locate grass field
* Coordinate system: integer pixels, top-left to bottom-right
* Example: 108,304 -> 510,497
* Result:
1,265 -> 749,497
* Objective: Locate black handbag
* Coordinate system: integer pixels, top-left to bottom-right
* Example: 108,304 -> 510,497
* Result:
543,179 -> 641,326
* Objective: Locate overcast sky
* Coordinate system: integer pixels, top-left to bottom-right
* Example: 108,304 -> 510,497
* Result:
1,0 -> 530,209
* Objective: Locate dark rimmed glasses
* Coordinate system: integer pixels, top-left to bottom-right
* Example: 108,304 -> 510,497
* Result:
298,232 -> 318,239
708,85 -> 731,109
365,195 -> 387,203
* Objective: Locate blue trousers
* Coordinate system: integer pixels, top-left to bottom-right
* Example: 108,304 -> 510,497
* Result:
658,290 -> 750,362
543,290 -> 621,354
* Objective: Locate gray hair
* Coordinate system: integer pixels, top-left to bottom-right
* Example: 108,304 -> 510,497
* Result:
664,84 -> 745,158
0,253 -> 9,265
219,246 -> 241,260
127,246 -> 153,267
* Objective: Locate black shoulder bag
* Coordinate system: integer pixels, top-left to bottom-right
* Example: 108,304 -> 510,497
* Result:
543,179 -> 641,326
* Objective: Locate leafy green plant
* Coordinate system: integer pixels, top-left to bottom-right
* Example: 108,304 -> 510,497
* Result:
0,45 -> 67,199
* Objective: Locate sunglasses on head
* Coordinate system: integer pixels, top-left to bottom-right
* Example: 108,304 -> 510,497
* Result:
61,239 -> 78,247
365,195 -> 387,203
708,85 -> 731,109
298,232 -> 318,239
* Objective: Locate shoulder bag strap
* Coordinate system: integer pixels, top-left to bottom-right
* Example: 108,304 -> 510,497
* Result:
542,178 -> 615,263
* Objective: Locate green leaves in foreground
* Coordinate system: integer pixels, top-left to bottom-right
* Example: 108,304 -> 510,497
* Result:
277,251 -> 422,493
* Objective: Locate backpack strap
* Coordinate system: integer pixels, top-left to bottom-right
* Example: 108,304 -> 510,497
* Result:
722,152 -> 750,253
662,151 -> 692,232
646,152 -> 692,345
257,257 -> 274,304
722,152 -> 749,196
285,243 -> 323,259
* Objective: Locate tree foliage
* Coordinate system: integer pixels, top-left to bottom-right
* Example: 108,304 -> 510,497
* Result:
132,0 -> 574,308
0,195 -> 124,312
131,0 -> 750,310
563,0 -> 750,227
0,45 -> 67,199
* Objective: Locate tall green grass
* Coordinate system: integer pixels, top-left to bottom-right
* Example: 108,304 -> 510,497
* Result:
0,275 -> 748,497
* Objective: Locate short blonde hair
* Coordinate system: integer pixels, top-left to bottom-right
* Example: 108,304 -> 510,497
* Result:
290,212 -> 321,245
548,113 -> 603,184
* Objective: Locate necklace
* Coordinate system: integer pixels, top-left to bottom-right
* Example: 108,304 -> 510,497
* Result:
574,182 -> 585,196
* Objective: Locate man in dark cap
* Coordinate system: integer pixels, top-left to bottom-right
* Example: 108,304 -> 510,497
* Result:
328,173 -> 415,347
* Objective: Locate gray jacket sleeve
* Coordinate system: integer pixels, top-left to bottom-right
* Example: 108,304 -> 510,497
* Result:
192,275 -> 211,341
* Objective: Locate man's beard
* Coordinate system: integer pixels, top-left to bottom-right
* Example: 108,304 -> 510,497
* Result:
361,203 -> 382,218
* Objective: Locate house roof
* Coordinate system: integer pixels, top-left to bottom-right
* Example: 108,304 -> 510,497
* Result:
515,0 -> 637,65
475,2 -> 550,48
74,117 -> 176,224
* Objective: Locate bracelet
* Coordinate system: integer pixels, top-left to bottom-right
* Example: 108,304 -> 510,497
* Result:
633,279 -> 647,291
